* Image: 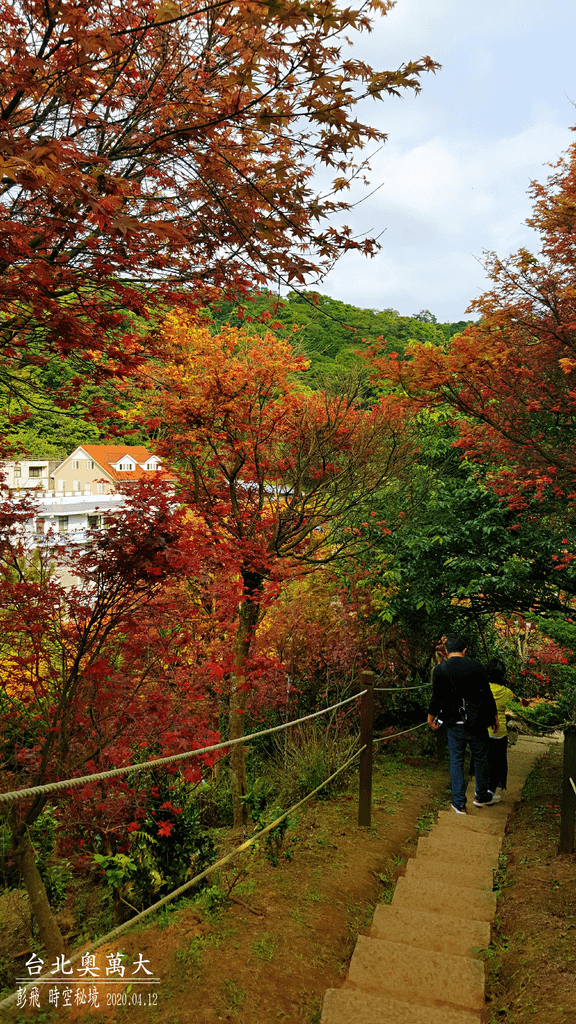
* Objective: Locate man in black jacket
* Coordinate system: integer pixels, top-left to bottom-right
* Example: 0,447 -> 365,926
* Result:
428,636 -> 499,814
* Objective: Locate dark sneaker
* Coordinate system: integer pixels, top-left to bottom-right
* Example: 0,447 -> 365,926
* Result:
452,804 -> 466,814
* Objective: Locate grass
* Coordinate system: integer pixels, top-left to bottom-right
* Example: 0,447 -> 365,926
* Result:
221,977 -> 246,1013
175,937 -> 204,970
251,933 -> 277,962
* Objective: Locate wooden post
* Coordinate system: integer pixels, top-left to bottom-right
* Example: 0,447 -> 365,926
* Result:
358,670 -> 375,828
559,725 -> 576,855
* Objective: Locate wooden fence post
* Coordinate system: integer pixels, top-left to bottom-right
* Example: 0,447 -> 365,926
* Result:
559,725 -> 576,855
358,670 -> 375,828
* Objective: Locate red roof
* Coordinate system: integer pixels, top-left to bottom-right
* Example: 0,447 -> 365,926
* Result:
73,445 -> 172,483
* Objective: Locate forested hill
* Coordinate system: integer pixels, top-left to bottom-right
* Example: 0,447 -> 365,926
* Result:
212,290 -> 473,374
2,294 -> 473,459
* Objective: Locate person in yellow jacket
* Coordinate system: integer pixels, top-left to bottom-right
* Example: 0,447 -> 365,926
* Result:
486,658 -> 516,795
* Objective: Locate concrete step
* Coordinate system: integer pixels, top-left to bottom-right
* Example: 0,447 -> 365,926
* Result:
391,875 -> 496,922
436,809 -> 504,836
346,934 -> 485,1012
322,987 -> 482,1024
370,904 -> 490,956
404,856 -> 494,892
416,831 -> 501,869
429,824 -> 502,852
320,736 -> 552,1024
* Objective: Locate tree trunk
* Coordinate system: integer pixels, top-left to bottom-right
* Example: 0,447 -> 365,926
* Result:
229,670 -> 249,828
229,584 -> 262,828
11,826 -> 65,958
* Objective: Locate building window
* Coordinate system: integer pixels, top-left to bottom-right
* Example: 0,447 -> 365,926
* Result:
35,520 -> 44,536
58,516 -> 69,533
29,467 -> 41,478
97,482 -> 106,493
73,480 -> 80,491
57,480 -> 65,492
13,467 -> 21,478
87,460 -> 95,470
72,460 -> 80,469
87,515 -> 101,529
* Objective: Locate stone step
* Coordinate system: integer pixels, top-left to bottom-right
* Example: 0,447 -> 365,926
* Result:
404,856 -> 494,892
429,824 -> 502,852
416,832 -> 501,869
320,736 -> 552,1024
370,904 -> 490,956
346,934 -> 485,1012
391,875 -> 496,922
436,809 -> 504,836
322,987 -> 481,1024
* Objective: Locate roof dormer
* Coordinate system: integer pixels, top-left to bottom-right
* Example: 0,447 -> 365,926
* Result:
115,457 -> 136,472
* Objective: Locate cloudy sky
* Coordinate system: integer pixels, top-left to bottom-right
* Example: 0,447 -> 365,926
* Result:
317,0 -> 576,322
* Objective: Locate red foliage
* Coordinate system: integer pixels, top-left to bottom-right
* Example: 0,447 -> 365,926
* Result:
0,0 -> 437,385
0,480 -> 222,844
365,138 -> 576,513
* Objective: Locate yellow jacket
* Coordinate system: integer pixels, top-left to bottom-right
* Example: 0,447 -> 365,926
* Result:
489,683 -> 515,738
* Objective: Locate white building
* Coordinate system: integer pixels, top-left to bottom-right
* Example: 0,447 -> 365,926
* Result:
2,445 -> 169,546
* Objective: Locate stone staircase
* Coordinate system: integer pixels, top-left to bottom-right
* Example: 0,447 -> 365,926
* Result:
321,735 -> 554,1024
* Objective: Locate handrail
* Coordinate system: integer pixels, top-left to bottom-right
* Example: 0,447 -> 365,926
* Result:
373,722 -> 428,744
374,683 -> 430,692
0,692 -> 366,806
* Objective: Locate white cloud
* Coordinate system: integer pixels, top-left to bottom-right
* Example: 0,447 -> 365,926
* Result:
307,0 -> 576,320
318,113 -> 574,319
355,0 -> 547,63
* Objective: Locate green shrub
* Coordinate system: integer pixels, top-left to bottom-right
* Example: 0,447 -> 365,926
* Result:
509,700 -> 564,729
267,723 -> 359,807
97,775 -> 217,911
242,778 -> 292,866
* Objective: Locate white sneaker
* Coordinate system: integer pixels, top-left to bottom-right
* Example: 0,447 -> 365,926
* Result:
487,791 -> 502,803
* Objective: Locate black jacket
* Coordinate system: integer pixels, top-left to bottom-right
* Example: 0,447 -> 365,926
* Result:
428,656 -> 497,731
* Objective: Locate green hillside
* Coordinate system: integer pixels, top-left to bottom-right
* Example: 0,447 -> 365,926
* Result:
2,293 -> 473,459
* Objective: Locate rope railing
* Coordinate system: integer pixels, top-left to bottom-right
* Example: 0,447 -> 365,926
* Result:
374,683 -> 430,692
0,691 -> 366,806
7,662 -> 557,1016
0,745 -> 365,1014
373,722 -> 428,744
0,668 -> 439,1012
511,710 -> 571,734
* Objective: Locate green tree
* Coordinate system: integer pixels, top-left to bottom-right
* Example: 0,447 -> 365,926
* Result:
340,425 -> 576,683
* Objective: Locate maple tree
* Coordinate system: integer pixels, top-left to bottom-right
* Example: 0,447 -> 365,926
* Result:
254,565 -> 383,709
140,315 -> 418,824
0,0 -> 437,401
365,138 -> 576,521
0,481 -> 221,954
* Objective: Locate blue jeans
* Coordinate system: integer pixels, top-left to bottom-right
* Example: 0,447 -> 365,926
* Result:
445,725 -> 491,808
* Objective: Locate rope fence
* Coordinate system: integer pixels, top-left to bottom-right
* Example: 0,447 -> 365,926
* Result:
0,691 -> 366,807
0,746 -> 365,1013
0,668 -> 450,1011
5,666 -> 565,1009
374,722 -> 428,744
374,683 -> 430,692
